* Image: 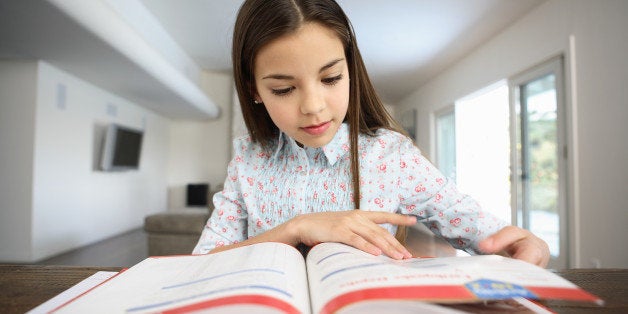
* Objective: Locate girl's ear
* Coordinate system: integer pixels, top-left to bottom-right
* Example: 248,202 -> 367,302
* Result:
248,82 -> 262,104
252,91 -> 262,104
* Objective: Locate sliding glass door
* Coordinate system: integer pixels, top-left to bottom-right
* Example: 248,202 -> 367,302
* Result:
433,57 -> 568,268
510,57 -> 567,269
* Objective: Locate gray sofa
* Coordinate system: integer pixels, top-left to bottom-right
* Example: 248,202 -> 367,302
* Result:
144,209 -> 211,256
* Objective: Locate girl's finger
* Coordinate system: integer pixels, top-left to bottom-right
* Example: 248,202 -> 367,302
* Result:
478,225 -> 528,254
363,211 -> 417,226
353,218 -> 411,259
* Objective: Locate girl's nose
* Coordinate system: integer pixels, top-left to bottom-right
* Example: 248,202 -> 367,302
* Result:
300,87 -> 325,114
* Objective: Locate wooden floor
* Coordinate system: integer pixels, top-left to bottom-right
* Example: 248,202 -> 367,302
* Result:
36,228 -> 149,268
34,224 -> 456,268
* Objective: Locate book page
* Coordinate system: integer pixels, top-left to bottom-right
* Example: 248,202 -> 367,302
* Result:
305,242 -> 600,314
27,271 -> 118,314
54,242 -> 309,314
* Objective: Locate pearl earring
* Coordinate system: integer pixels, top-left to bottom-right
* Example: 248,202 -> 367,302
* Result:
254,100 -> 261,104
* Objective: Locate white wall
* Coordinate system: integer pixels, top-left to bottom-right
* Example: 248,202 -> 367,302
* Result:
0,61 -> 37,261
397,0 -> 628,268
0,60 -> 171,262
167,71 -> 233,210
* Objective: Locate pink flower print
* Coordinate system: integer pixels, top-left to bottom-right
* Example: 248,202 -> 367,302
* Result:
379,184 -> 385,190
257,152 -> 268,158
230,176 -> 237,182
415,184 -> 426,193
261,204 -> 266,213
340,183 -> 347,191
438,211 -> 444,217
216,241 -> 225,247
450,217 -> 461,227
341,144 -> 350,152
465,227 -> 470,233
222,228 -> 227,233
331,192 -> 337,203
378,139 -> 386,148
400,161 -> 407,168
269,176 -> 275,183
235,155 -> 243,162
313,191 -> 318,199
218,210 -> 224,216
247,177 -> 254,186
227,215 -> 235,221
419,210 -> 425,216
324,181 -> 329,190
436,178 -> 444,185
434,193 -> 443,202
405,204 -> 416,211
258,182 -> 264,190
256,219 -> 263,228
374,198 -> 384,208
296,165 -> 303,172
236,209 -> 242,214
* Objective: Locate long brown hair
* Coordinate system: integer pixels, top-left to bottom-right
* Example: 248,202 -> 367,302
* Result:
232,0 -> 408,243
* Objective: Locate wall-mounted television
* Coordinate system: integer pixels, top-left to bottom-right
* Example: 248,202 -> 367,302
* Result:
100,124 -> 144,171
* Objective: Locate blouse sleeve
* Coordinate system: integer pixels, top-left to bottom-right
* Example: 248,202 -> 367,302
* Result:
396,138 -> 508,254
192,147 -> 249,254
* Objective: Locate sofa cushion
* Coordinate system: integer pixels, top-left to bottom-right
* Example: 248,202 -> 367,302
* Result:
144,209 -> 209,235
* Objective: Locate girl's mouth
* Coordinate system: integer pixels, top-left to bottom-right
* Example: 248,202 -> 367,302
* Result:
302,121 -> 331,135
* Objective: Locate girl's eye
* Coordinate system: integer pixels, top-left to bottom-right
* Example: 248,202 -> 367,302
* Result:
322,74 -> 343,86
271,86 -> 295,96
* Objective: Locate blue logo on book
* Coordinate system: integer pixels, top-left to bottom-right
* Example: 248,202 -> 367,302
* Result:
465,279 -> 537,299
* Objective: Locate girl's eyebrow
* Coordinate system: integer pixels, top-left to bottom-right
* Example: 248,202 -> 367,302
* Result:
262,58 -> 345,80
319,58 -> 345,73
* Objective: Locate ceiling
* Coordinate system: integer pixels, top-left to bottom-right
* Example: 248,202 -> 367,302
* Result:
0,0 -> 544,120
139,0 -> 545,103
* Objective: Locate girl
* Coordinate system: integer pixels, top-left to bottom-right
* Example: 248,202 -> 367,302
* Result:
194,0 -> 549,267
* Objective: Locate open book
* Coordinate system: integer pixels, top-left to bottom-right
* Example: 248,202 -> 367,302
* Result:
54,242 -> 601,314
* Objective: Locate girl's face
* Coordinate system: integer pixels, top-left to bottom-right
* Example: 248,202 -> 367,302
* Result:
253,22 -> 350,148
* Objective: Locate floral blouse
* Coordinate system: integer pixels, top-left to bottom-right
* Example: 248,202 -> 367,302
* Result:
193,123 -> 508,254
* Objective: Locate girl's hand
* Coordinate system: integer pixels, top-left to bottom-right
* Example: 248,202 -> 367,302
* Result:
289,210 -> 417,260
478,225 -> 550,267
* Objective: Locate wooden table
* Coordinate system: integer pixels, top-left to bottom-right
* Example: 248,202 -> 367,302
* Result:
0,265 -> 626,313
0,265 -> 121,314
